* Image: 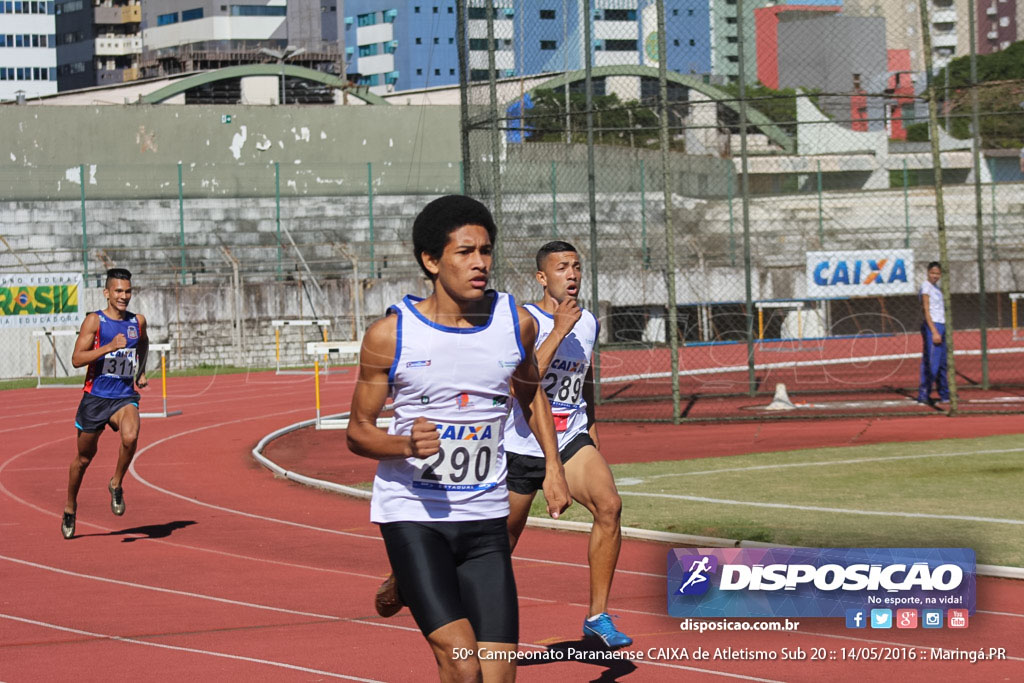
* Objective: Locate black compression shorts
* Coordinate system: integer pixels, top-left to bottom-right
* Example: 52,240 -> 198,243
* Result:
379,516 -> 517,643
74,393 -> 140,433
505,432 -> 595,495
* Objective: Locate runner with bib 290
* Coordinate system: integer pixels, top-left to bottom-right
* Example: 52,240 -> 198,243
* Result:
346,195 -> 570,682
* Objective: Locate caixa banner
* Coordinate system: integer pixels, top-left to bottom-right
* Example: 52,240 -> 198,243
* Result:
806,250 -> 915,298
667,548 -> 975,618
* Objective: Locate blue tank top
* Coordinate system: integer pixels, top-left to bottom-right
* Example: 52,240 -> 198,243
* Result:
83,310 -> 141,399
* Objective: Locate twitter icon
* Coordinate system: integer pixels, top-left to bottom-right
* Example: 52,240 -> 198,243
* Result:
870,609 -> 892,629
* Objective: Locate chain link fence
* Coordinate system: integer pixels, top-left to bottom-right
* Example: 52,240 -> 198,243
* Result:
460,0 -> 1024,420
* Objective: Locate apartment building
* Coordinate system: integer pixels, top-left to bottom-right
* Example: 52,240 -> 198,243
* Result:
0,0 -> 57,101
54,0 -> 141,91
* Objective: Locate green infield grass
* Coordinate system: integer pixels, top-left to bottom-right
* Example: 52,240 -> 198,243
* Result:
528,433 -> 1024,568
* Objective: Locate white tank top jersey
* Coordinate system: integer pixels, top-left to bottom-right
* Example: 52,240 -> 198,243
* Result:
504,303 -> 599,458
920,280 -> 945,324
370,291 -> 526,524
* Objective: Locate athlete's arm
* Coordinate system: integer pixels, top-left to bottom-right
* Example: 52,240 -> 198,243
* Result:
135,314 -> 149,388
346,315 -> 440,461
511,310 -> 571,518
71,313 -> 123,368
582,364 -> 600,451
533,298 -> 582,375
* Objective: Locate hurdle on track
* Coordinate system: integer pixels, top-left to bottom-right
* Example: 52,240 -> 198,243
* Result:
140,343 -> 182,418
1011,293 -> 1024,340
33,329 -> 80,388
306,340 -> 391,430
272,319 -> 330,374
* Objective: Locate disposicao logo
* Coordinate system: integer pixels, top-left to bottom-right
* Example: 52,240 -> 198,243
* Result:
676,555 -> 718,596
667,548 -> 975,619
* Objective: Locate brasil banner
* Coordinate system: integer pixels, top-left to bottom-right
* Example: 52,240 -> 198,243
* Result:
0,273 -> 83,328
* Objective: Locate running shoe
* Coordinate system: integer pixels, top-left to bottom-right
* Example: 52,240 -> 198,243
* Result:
374,573 -> 403,617
61,511 -> 76,539
108,480 -> 125,516
582,613 -> 633,649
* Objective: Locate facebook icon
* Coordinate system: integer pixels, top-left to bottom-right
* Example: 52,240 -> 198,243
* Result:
846,609 -> 867,629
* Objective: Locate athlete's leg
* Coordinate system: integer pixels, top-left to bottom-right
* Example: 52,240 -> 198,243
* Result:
66,430 -> 101,514
425,619 -> 486,683
108,403 -> 141,488
563,445 -> 622,616
507,490 -> 536,551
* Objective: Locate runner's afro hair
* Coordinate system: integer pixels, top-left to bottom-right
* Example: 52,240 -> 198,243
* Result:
412,195 -> 497,279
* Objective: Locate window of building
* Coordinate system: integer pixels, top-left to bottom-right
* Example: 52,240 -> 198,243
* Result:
503,7 -> 513,17
385,70 -> 399,83
434,68 -> 440,75
432,5 -> 437,12
688,9 -> 694,16
158,9 -> 179,22
603,9 -> 636,21
357,11 -> 376,26
433,36 -> 438,44
415,37 -> 421,44
672,8 -> 678,16
852,73 -> 861,89
448,6 -> 452,12
344,15 -> 353,26
469,38 -> 490,50
540,8 -> 555,19
358,43 -> 378,56
467,7 -> 487,19
504,69 -> 514,77
230,5 -> 286,16
540,39 -> 556,50
673,39 -> 679,46
449,68 -> 454,74
690,38 -> 696,46
181,7 -> 203,21
604,39 -> 637,51
55,0 -> 81,13
383,9 -> 397,22
416,68 -> 422,75
414,5 -> 419,12
725,17 -> 736,24
345,46 -> 353,56
448,37 -> 454,43
385,40 -> 398,53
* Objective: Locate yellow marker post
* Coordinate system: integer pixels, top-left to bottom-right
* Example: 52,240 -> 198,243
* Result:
314,357 -> 321,429
758,308 -> 764,340
160,353 -> 168,414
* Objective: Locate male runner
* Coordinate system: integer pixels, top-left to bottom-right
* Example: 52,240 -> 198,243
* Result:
347,195 -> 570,681
62,268 -> 148,539
503,241 -> 631,649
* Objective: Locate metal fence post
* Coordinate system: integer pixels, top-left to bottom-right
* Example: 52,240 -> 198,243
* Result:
367,161 -> 376,277
178,162 -> 186,285
79,163 -> 88,280
967,0 -> 989,389
656,0 -> 679,420
738,0 -> 757,396
584,0 -> 602,404
816,159 -> 824,246
275,161 -> 282,281
918,0 -> 959,411
903,159 -> 911,248
551,160 -> 558,238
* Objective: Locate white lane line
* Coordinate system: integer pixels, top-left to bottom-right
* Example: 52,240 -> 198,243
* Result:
0,554 -> 342,622
619,491 -> 1024,525
127,413 -> 384,543
0,613 -> 384,682
631,447 -> 1024,483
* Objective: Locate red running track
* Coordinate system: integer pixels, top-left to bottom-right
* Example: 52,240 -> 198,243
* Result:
1,371 -> 1022,681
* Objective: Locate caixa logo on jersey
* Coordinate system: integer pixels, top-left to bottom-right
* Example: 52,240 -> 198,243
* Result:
806,249 -> 915,297
667,548 -> 975,618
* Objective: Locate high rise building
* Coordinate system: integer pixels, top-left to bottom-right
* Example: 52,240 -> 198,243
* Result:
55,0 -> 141,91
0,0 -> 57,102
139,0 -> 342,79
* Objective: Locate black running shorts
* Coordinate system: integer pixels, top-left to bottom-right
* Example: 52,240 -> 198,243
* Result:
506,432 -> 595,495
379,516 -> 517,643
74,393 -> 140,433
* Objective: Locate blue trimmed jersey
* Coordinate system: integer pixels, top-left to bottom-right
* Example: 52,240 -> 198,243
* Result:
83,310 -> 141,399
370,291 -> 525,524
504,303 -> 598,457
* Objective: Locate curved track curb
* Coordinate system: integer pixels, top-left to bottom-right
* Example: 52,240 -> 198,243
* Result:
252,414 -> 1024,581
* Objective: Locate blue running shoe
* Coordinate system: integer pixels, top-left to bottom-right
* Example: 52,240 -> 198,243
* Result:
582,613 -> 633,649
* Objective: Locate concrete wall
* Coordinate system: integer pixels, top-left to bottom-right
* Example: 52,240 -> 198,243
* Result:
0,104 -> 461,200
